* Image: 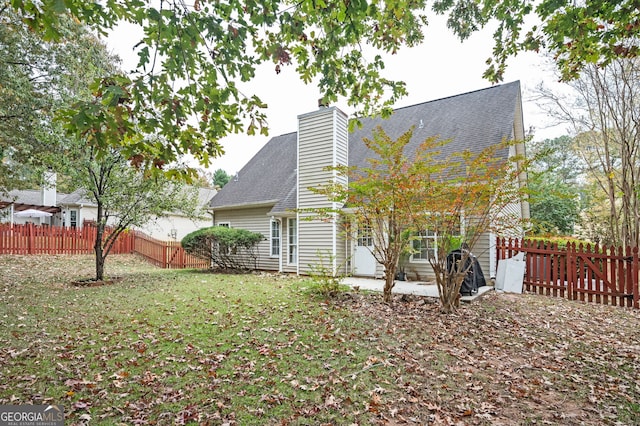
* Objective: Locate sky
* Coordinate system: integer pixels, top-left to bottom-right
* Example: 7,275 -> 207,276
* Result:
106,14 -> 567,176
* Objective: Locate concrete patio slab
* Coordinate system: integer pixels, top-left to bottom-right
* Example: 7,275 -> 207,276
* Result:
342,276 -> 494,303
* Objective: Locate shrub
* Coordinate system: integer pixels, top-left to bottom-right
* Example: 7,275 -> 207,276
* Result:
182,226 -> 264,271
307,250 -> 348,297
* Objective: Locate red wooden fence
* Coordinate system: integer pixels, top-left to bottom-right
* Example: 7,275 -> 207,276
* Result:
0,223 -> 134,255
0,223 -> 209,269
497,238 -> 639,309
132,231 -> 209,269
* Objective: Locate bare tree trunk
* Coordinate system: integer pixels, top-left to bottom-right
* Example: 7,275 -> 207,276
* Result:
94,202 -> 105,281
94,226 -> 105,280
432,263 -> 462,313
382,265 -> 396,304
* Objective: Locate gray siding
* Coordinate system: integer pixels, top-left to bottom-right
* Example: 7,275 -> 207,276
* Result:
471,232 -> 493,279
297,107 -> 348,274
214,206 -> 278,271
335,217 -> 349,275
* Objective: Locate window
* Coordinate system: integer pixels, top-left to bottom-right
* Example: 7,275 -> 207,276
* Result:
288,218 -> 297,264
218,222 -> 230,228
411,215 -> 462,262
69,210 -> 78,228
412,230 -> 436,262
270,219 -> 280,257
357,222 -> 373,247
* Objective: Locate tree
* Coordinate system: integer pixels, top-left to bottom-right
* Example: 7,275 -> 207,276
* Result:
311,127 -> 527,310
315,127 -> 426,304
407,136 -> 527,312
435,0 -> 640,82
7,0 -> 429,171
64,147 -> 200,281
535,59 -> 640,247
527,175 -> 580,235
0,8 -> 116,192
212,169 -> 231,189
526,135 -> 582,235
182,226 -> 264,271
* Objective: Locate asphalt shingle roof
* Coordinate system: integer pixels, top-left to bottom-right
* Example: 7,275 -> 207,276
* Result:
210,81 -> 522,213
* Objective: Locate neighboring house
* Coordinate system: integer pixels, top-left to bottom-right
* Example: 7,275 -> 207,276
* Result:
209,81 -> 530,280
132,187 -> 217,241
0,174 -> 216,241
0,171 -> 61,226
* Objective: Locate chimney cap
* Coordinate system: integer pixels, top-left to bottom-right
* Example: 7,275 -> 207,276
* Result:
318,97 -> 329,108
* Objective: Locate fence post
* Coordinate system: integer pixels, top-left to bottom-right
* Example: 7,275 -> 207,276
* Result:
27,223 -> 34,255
567,242 -> 574,301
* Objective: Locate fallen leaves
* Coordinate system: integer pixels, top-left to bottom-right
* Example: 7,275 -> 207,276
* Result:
0,255 -> 639,425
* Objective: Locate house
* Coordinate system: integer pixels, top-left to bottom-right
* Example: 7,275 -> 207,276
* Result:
0,171 -> 61,226
209,81 -> 529,280
0,172 -> 217,241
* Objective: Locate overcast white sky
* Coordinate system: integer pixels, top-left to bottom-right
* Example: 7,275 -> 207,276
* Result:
106,14 -> 566,176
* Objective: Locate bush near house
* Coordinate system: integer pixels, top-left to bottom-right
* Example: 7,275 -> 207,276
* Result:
182,226 -> 264,271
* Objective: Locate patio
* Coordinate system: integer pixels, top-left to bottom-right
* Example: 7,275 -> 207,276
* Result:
342,276 -> 494,302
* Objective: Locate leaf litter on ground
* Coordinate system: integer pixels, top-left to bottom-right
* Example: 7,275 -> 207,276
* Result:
0,254 -> 639,425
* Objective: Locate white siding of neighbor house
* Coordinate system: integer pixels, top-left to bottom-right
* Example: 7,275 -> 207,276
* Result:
297,107 -> 348,275
136,214 -> 213,242
213,206 -> 278,271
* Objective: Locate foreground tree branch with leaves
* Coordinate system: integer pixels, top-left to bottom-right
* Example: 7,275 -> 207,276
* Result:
7,0 -> 429,170
9,0 -> 639,172
312,127 -> 527,311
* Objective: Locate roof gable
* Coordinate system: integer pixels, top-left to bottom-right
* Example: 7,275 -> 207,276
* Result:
210,81 -> 522,212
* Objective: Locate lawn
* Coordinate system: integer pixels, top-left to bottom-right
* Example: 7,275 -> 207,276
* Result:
1,254 -> 639,425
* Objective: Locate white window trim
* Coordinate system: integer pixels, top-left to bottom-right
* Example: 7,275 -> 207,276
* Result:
409,213 -> 464,263
410,230 -> 436,264
217,222 -> 230,228
270,219 -> 280,258
288,218 -> 297,265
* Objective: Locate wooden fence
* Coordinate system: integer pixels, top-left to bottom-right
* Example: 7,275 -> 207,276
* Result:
0,223 -> 209,269
133,231 -> 209,269
497,238 -> 639,309
0,223 -> 134,255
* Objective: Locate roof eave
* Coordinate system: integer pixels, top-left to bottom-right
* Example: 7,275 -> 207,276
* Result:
210,199 -> 279,211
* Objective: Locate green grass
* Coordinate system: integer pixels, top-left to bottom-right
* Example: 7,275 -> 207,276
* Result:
1,254 -> 640,425
0,256 -> 395,424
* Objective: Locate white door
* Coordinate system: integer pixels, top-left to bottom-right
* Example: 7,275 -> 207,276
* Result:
353,223 -> 376,277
